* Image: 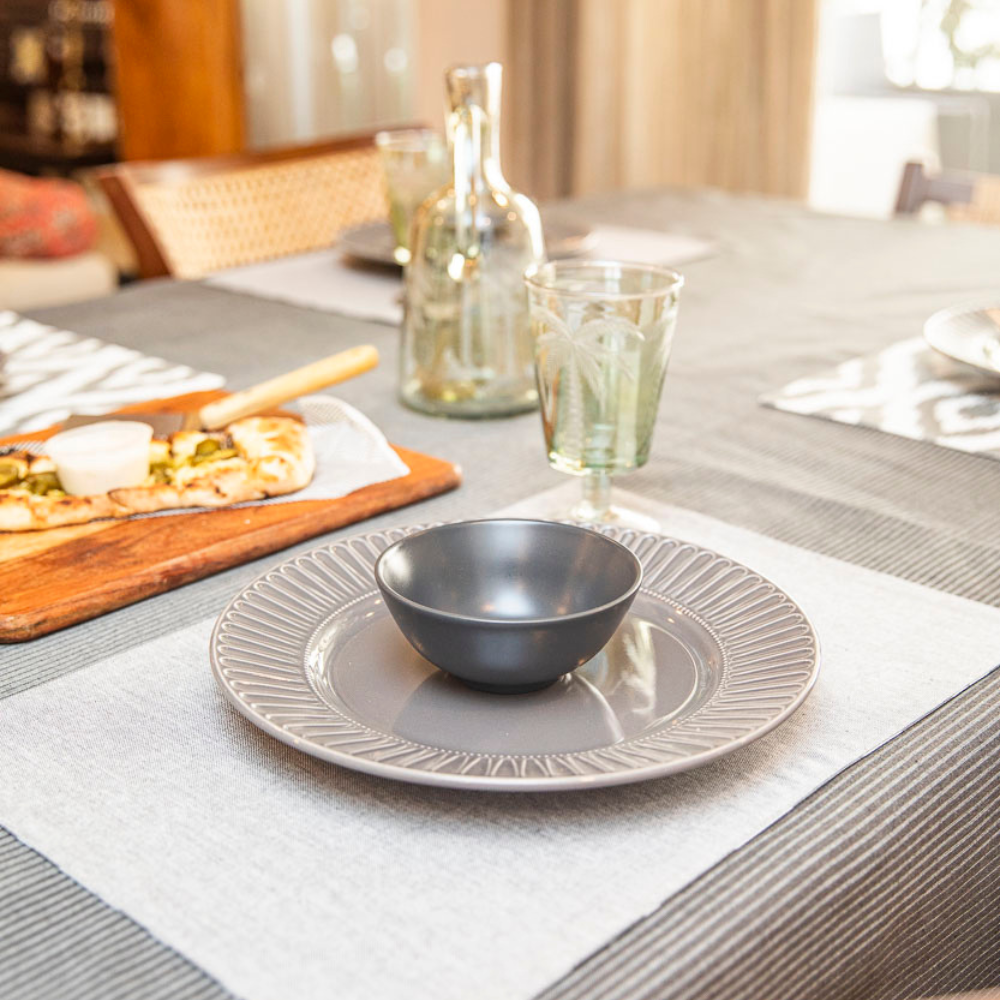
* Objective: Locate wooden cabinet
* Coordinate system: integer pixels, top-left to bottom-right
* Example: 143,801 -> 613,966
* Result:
111,0 -> 245,161
0,0 -> 117,175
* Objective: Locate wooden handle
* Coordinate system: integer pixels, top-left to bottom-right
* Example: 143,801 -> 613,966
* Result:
197,345 -> 379,429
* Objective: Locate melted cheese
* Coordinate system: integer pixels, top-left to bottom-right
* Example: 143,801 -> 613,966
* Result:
28,458 -> 56,475
170,456 -> 246,487
168,431 -> 212,462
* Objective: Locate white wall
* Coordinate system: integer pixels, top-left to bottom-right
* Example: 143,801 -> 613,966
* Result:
411,0 -> 508,132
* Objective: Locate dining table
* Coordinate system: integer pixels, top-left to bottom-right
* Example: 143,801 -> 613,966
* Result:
1,187 -> 999,1000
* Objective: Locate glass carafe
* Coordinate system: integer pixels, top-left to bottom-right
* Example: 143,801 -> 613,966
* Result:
401,63 -> 544,418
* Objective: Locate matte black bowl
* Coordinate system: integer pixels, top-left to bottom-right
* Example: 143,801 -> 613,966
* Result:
374,519 -> 643,694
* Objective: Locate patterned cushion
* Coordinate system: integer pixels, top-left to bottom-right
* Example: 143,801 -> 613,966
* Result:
0,169 -> 98,259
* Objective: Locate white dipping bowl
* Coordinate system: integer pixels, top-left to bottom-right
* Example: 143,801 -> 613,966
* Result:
46,421 -> 153,496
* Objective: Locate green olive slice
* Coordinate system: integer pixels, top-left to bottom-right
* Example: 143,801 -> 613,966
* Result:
191,446 -> 238,466
150,462 -> 172,483
25,471 -> 61,495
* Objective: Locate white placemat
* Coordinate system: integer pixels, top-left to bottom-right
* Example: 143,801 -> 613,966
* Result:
205,249 -> 404,325
203,227 -> 716,324
1,484 -> 998,1000
0,311 -> 225,435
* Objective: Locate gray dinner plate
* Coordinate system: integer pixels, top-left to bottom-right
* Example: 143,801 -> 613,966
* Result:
338,217 -> 596,267
924,299 -> 1000,377
210,524 -> 820,791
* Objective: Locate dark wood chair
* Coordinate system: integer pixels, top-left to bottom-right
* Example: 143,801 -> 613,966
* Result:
895,160 -> 1000,225
96,132 -> 394,280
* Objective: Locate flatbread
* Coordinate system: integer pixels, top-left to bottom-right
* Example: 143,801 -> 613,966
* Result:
0,416 -> 315,532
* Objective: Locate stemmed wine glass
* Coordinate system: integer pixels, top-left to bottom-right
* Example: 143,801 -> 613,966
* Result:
524,260 -> 683,531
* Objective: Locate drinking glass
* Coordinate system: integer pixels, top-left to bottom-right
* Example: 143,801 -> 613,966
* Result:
524,260 -> 683,530
375,128 -> 449,264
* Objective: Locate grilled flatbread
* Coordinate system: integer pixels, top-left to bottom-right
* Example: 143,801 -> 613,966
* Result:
0,416 -> 315,532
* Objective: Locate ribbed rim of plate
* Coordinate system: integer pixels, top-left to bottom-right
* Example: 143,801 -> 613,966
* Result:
924,298 -> 1000,376
210,523 -> 821,791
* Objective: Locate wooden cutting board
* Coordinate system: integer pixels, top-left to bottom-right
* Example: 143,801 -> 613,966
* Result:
0,390 -> 461,642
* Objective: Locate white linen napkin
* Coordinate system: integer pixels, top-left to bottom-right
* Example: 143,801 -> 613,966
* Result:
269,394 -> 410,502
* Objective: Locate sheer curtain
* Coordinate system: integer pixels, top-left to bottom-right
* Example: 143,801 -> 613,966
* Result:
507,0 -> 819,200
239,0 -> 819,195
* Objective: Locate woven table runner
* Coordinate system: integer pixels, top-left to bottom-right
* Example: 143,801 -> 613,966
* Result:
761,336 -> 1000,458
0,485 -> 998,1000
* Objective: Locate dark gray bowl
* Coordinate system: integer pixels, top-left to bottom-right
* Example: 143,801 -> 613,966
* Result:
374,519 -> 642,694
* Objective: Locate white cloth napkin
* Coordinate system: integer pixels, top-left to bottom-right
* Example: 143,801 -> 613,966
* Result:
289,394 -> 411,497
0,485 -> 998,1000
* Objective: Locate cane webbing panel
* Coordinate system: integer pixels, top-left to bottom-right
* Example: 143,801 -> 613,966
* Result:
131,147 -> 387,279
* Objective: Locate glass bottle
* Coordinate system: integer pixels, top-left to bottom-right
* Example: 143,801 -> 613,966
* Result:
401,62 -> 545,418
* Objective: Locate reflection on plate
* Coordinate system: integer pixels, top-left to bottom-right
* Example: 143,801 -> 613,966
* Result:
925,300 -> 1000,378
338,217 -> 596,267
211,525 -> 820,792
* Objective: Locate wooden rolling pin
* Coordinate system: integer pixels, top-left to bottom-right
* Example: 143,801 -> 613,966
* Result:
194,345 -> 379,431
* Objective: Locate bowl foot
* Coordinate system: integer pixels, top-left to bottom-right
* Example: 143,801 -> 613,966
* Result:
460,676 -> 562,695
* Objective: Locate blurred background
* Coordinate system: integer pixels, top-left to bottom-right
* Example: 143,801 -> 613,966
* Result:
1,0 -> 998,307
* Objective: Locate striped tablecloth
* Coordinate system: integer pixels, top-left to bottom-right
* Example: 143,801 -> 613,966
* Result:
2,189 -> 999,1000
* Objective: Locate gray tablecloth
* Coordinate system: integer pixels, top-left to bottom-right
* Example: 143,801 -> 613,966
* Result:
3,188 -> 1000,1000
